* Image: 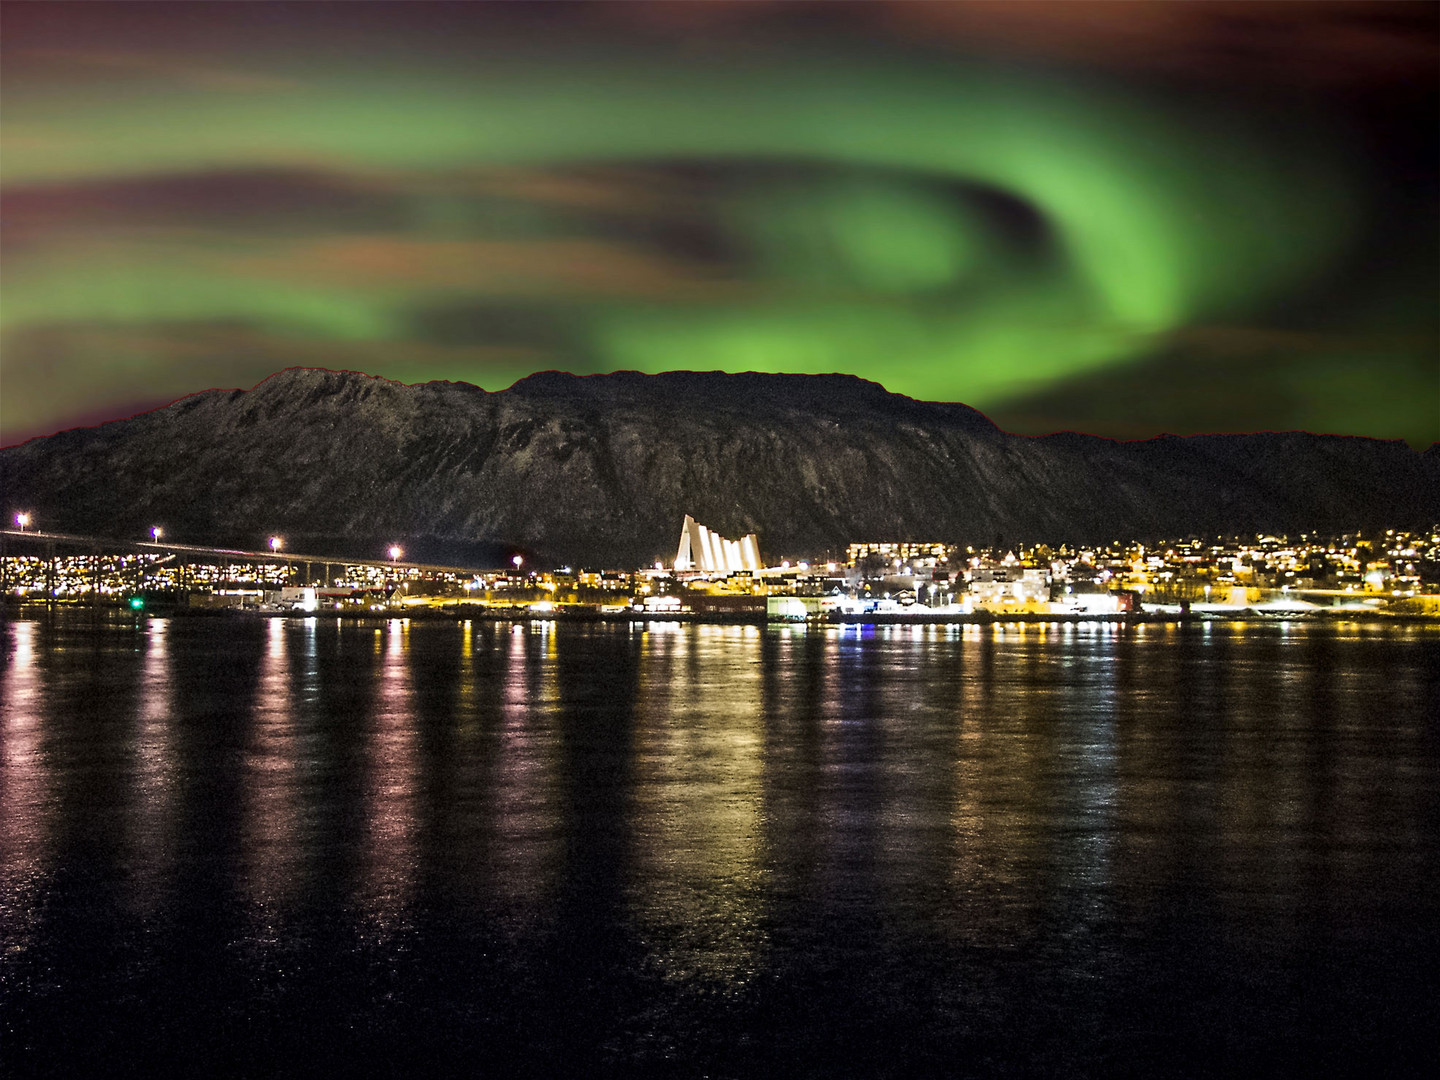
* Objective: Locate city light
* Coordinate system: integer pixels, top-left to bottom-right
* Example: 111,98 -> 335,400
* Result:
0,525 -> 1433,616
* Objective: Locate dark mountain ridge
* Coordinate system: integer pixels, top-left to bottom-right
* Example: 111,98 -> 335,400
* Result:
3,368 -> 1436,568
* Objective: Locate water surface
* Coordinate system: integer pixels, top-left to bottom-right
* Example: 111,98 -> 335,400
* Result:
3,615 -> 1437,1077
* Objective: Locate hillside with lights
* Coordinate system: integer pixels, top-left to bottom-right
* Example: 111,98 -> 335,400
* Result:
3,368 -> 1436,568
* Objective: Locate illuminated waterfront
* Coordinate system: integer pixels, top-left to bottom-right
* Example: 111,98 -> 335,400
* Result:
3,524 -> 1437,619
2,614 -> 1436,1076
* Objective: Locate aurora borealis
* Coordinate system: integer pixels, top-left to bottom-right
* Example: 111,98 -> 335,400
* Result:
3,2 -> 1436,446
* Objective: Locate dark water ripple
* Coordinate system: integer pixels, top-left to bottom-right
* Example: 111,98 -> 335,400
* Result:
2,615 -> 1437,1077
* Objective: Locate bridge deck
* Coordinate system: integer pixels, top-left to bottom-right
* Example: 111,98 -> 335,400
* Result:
0,529 -> 488,576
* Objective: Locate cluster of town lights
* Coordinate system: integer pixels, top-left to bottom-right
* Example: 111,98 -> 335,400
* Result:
7,514 -> 1435,618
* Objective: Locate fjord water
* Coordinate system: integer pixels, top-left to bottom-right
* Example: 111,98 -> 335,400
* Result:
2,615 -> 1436,1077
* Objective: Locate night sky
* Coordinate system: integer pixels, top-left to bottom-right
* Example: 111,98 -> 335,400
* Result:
3,1 -> 1436,447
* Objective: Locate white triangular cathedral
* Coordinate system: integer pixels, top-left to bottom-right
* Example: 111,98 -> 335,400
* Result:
674,515 -> 762,572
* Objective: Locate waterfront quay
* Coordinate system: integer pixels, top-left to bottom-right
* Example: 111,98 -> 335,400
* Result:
3,525 -> 1437,622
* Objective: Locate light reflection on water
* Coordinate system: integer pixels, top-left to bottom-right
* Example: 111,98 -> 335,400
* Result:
0,620 -> 49,945
239,617 -> 300,913
128,617 -> 177,915
631,623 -> 767,985
357,619 -> 418,930
1,614 -> 1437,1074
490,621 -> 562,921
2,617 -> 1431,940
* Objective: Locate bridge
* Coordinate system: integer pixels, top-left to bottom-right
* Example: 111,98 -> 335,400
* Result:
0,527 -> 497,602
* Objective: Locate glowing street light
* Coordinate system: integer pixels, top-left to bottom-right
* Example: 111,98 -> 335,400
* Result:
512,554 -> 523,571
151,526 -> 163,541
269,536 -> 283,553
15,512 -> 31,531
389,545 -> 403,564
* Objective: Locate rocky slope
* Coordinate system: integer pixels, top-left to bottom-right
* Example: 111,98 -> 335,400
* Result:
3,368 -> 1436,567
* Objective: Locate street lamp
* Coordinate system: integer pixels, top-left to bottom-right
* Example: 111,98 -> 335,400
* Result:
389,545 -> 403,564
151,526 -> 163,541
512,554 -> 523,572
15,512 -> 30,532
269,536 -> 283,553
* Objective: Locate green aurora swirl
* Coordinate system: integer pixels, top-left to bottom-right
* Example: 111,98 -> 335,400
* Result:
7,43 -> 1424,442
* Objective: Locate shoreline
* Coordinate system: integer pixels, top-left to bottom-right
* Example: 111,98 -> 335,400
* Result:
6,599 -> 1437,627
